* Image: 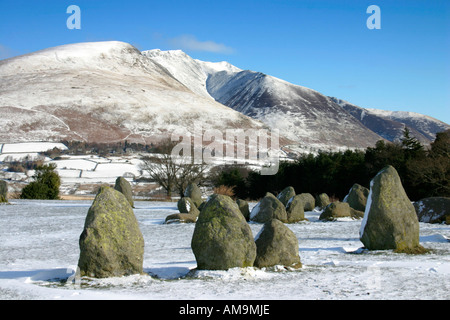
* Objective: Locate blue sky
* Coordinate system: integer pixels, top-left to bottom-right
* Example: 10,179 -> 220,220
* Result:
1,0 -> 449,124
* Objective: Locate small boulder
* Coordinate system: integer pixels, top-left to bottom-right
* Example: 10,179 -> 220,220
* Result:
168,197 -> 199,224
319,201 -> 352,221
298,193 -> 315,211
413,197 -> 450,224
277,186 -> 296,206
165,213 -> 197,224
359,166 -> 423,253
177,197 -> 200,215
315,193 -> 330,209
250,193 -> 288,223
236,199 -> 250,221
191,194 -> 256,270
285,195 -> 306,223
114,176 -> 134,208
184,183 -> 203,208
343,183 -> 369,212
254,219 -> 302,269
78,187 -> 144,278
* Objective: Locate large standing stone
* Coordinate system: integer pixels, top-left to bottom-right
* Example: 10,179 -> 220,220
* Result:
114,176 -> 134,208
343,183 -> 369,212
414,197 -> 450,224
191,194 -> 256,270
0,180 -> 8,203
285,195 -> 306,223
359,166 -> 423,253
254,219 -> 302,269
277,186 -> 296,206
78,187 -> 145,278
250,192 -> 288,223
184,183 -> 203,208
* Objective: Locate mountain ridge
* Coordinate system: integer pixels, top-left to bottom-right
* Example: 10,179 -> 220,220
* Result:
0,41 -> 448,152
0,41 -> 265,145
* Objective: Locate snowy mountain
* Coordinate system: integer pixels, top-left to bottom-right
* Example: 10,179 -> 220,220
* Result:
144,49 -> 383,151
0,41 -> 264,144
331,98 -> 450,144
1,41 -> 447,152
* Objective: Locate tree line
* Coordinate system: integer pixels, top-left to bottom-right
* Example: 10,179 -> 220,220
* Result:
13,128 -> 449,202
214,128 -> 449,201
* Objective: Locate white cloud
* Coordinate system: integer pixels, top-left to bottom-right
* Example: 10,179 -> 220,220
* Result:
168,34 -> 234,54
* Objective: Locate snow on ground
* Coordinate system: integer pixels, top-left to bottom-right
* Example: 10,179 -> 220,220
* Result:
0,200 -> 449,300
1,142 -> 67,154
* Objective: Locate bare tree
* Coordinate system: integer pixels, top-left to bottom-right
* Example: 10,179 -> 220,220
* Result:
140,139 -> 208,197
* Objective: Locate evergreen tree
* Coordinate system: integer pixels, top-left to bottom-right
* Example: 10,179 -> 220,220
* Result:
401,127 -> 425,160
20,164 -> 61,200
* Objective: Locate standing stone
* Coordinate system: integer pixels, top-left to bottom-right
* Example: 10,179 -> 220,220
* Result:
0,180 -> 8,203
177,197 -> 199,215
359,166 -> 423,253
166,197 -> 200,224
413,197 -> 450,224
319,201 -> 364,221
343,183 -> 369,212
236,199 -> 250,221
298,193 -> 315,211
78,187 -> 144,278
191,194 -> 256,270
114,176 -> 134,208
315,193 -> 330,209
285,195 -> 306,223
250,192 -> 288,223
254,219 -> 302,269
277,186 -> 296,206
184,183 -> 203,208
320,201 -> 352,221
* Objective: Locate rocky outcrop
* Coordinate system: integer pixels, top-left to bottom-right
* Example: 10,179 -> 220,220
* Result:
78,187 -> 144,278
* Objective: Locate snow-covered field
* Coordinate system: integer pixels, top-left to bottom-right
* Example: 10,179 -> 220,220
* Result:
0,199 -> 449,300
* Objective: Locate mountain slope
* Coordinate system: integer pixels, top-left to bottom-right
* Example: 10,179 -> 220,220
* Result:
1,42 -> 447,153
331,98 -> 450,144
146,50 -> 384,151
0,41 -> 264,144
